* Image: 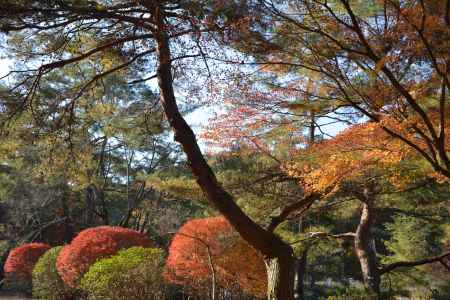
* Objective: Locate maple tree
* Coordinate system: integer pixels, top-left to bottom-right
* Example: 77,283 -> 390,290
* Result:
55,226 -> 152,288
218,0 -> 449,179
284,122 -> 450,295
203,2 -> 450,289
205,114 -> 450,296
165,216 -> 266,298
286,123 -> 429,193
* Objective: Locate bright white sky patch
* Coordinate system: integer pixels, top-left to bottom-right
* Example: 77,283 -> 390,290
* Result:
0,59 -> 12,78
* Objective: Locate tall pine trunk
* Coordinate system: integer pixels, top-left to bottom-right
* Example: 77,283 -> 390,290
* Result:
266,254 -> 296,300
294,250 -> 308,300
152,6 -> 295,300
355,194 -> 380,295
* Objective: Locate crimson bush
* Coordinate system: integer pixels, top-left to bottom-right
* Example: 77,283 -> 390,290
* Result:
165,216 -> 266,297
3,243 -> 51,292
55,226 -> 151,288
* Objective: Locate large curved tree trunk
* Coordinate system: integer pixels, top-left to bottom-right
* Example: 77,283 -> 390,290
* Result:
266,254 -> 296,300
152,7 -> 295,300
355,193 -> 380,295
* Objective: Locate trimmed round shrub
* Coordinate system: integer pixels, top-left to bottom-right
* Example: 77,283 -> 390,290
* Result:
32,246 -> 73,300
56,226 -> 152,288
3,243 -> 51,292
165,216 -> 266,298
80,247 -> 166,300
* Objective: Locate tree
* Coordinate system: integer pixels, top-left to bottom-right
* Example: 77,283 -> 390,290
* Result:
286,122 -> 450,295
205,111 -> 449,296
0,53 -> 182,245
382,215 -> 450,294
225,0 -> 450,180
0,2 -> 298,298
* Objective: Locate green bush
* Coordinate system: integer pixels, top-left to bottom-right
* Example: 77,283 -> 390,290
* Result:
327,290 -> 400,300
327,287 -> 379,300
32,246 -> 73,300
80,247 -> 166,300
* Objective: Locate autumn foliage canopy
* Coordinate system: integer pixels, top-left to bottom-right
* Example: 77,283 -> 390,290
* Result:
4,243 -> 51,280
55,226 -> 152,288
165,216 -> 266,297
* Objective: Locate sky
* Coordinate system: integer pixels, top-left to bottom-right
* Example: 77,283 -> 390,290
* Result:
0,59 -> 11,78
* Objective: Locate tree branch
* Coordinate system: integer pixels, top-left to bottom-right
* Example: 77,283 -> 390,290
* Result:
380,251 -> 450,274
267,193 -> 321,232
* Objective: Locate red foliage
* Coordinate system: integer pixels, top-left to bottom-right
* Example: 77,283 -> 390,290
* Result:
4,243 -> 51,280
55,226 -> 152,288
165,216 -> 266,297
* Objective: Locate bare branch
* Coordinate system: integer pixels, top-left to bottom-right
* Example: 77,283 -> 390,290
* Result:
380,251 -> 450,275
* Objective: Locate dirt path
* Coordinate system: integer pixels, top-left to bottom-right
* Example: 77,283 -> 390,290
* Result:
0,292 -> 30,300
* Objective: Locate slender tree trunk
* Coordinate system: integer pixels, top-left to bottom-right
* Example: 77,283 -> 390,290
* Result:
290,110 -> 313,300
294,250 -> 308,300
85,184 -> 109,225
85,184 -> 95,226
60,188 -> 74,243
354,192 -> 380,295
265,254 -> 296,300
309,110 -> 315,144
152,7 -> 295,300
205,246 -> 217,300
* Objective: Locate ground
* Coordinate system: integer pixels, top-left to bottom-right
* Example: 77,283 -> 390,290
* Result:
0,291 -> 30,300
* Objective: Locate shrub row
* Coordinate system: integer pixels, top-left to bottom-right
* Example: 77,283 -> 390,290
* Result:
3,226 -> 164,300
3,218 -> 275,299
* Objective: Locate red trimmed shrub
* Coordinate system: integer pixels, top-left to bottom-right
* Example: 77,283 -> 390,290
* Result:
3,243 -> 51,291
165,216 -> 266,297
56,226 -> 152,288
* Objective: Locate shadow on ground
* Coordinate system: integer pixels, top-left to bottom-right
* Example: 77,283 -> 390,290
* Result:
0,291 -> 30,300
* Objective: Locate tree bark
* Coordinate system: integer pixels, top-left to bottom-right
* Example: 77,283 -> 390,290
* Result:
152,6 -> 295,300
380,250 -> 450,274
60,188 -> 74,243
265,254 -> 296,300
309,110 -> 315,144
205,246 -> 217,300
354,192 -> 380,295
85,184 -> 95,226
294,249 -> 308,300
